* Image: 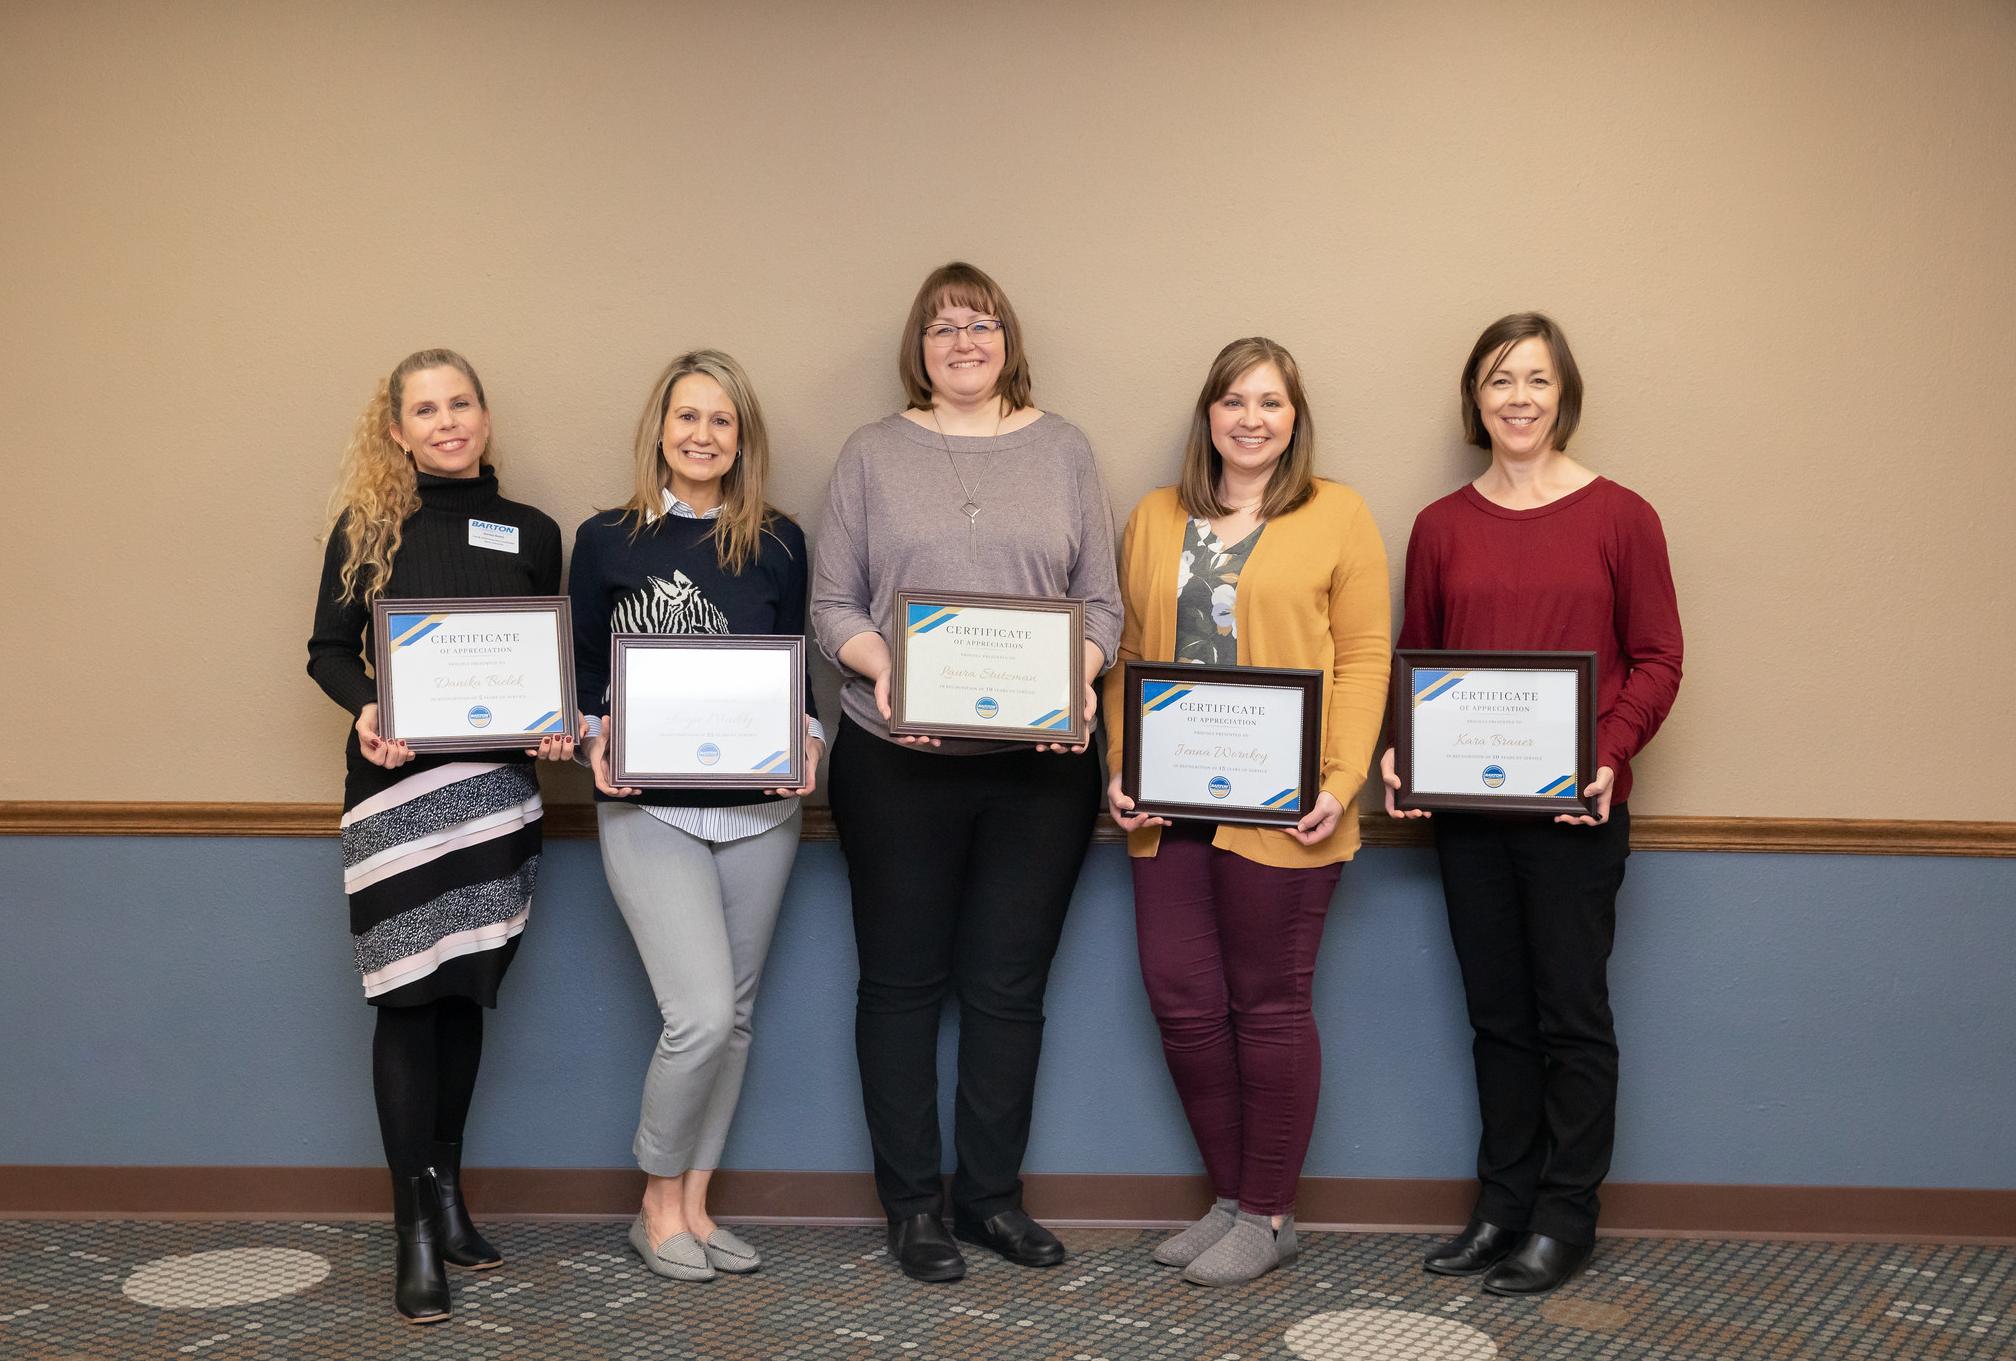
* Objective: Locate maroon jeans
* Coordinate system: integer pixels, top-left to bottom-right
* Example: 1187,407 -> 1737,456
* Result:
1132,826 -> 1342,1216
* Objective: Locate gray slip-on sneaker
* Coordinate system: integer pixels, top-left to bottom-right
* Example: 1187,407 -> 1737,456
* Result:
702,1226 -> 762,1273
1151,1198 -> 1239,1267
1182,1212 -> 1299,1286
628,1215 -> 716,1281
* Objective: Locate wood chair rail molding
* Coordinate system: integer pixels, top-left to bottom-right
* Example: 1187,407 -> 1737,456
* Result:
1,801 -> 2010,857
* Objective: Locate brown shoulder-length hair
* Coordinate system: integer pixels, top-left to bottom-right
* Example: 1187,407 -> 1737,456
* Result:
1460,312 -> 1583,451
616,349 -> 786,575
898,261 -> 1033,414
1177,337 -> 1318,521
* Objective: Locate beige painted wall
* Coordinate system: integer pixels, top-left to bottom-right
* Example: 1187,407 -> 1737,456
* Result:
3,0 -> 2010,817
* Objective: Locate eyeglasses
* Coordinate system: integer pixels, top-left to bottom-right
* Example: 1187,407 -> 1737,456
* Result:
921,319 -> 1006,347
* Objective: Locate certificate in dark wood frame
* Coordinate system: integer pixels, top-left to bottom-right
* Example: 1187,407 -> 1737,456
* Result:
610,634 -> 806,791
371,595 -> 577,754
889,590 -> 1087,745
1392,648 -> 1597,814
1121,661 -> 1323,828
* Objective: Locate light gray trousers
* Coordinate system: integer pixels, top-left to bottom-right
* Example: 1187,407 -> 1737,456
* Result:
596,802 -> 801,1177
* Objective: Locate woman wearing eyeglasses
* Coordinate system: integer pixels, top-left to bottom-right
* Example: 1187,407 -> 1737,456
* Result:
811,261 -> 1122,1283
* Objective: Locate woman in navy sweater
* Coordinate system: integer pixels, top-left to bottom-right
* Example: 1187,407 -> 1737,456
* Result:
571,350 -> 821,1282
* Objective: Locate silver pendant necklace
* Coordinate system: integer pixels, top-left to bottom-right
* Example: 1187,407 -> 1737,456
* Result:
929,405 -> 1005,557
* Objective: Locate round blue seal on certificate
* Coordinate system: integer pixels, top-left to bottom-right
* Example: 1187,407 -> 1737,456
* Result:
1481,764 -> 1506,789
1207,776 -> 1233,799
466,705 -> 493,729
696,742 -> 722,767
974,696 -> 1000,719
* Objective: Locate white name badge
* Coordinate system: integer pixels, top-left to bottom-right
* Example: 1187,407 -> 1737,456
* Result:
468,518 -> 520,553
1394,650 -> 1596,814
371,596 -> 576,752
1122,663 -> 1322,826
890,590 -> 1086,745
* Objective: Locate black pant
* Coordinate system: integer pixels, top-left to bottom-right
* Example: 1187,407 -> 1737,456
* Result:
1434,806 -> 1630,1246
828,718 -> 1100,1221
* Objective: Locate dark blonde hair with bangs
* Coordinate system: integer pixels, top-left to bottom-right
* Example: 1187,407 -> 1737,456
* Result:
1178,337 -> 1318,521
618,349 -> 785,575
898,261 -> 1033,413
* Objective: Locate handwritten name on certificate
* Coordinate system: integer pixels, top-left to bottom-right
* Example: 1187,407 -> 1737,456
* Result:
1408,666 -> 1582,801
1136,679 -> 1309,820
376,599 -> 573,749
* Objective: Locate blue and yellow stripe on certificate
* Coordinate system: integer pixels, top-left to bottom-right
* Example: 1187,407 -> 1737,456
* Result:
1026,709 -> 1072,730
905,603 -> 961,635
750,750 -> 791,773
1411,668 -> 1467,706
388,612 -> 450,649
1261,787 -> 1302,811
521,711 -> 566,734
1140,680 -> 1193,715
1537,775 -> 1579,798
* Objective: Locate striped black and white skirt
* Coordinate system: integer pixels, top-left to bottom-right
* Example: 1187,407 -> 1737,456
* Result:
340,761 -> 543,1007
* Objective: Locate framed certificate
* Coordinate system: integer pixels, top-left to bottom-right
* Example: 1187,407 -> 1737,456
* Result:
890,590 -> 1086,744
1121,662 -> 1322,827
610,635 -> 806,790
1393,649 -> 1596,814
371,596 -> 576,753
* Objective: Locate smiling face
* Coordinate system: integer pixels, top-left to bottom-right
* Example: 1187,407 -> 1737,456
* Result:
1208,361 -> 1297,487
1474,335 -> 1561,456
921,297 -> 1006,408
390,366 -> 490,477
660,372 -> 739,508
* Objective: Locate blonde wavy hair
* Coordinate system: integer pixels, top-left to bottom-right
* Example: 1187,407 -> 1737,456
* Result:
325,348 -> 492,603
619,349 -> 784,574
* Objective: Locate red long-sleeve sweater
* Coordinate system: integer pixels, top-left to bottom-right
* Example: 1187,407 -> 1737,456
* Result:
1396,477 -> 1683,805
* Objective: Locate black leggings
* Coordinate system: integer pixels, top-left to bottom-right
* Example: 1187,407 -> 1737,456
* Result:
372,998 -> 484,1177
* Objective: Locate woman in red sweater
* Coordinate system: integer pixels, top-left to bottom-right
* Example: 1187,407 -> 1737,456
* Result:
1384,313 -> 1682,1297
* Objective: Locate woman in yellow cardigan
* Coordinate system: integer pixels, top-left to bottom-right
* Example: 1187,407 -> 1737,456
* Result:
1105,337 -> 1390,1285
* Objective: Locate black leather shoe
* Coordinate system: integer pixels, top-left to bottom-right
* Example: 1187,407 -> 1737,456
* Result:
887,1213 -> 966,1283
431,1142 -> 503,1269
1482,1233 -> 1592,1296
953,1208 -> 1066,1268
1423,1217 -> 1520,1276
391,1172 -> 450,1324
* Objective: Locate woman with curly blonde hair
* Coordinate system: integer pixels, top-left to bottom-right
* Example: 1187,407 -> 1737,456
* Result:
307,348 -> 572,1325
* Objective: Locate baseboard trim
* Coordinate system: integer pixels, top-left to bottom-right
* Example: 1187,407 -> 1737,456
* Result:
3,1167 -> 2009,1242
2,801 -> 2011,857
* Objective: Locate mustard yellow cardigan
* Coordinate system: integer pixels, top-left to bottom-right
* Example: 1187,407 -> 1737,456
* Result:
1102,480 -> 1391,868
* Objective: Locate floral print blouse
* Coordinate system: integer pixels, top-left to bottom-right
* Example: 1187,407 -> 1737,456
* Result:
1174,516 -> 1265,666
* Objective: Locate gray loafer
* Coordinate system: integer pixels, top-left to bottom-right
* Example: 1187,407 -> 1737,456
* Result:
628,1215 -> 716,1281
702,1226 -> 762,1273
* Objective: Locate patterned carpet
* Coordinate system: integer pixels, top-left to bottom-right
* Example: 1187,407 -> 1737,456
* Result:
1,1219 -> 2010,1360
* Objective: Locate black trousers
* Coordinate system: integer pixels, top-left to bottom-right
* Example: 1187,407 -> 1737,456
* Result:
1433,806 -> 1630,1246
828,718 -> 1100,1221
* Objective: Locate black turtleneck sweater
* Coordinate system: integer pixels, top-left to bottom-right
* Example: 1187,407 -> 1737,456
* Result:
308,468 -> 562,804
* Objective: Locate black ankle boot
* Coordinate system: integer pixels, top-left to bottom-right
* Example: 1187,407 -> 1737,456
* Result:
431,1141 -> 502,1269
392,1172 -> 451,1324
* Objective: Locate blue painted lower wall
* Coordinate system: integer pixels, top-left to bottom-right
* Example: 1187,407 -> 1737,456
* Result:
2,835 -> 2010,1188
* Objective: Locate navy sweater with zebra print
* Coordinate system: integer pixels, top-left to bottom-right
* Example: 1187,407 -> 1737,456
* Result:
568,507 -> 817,808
